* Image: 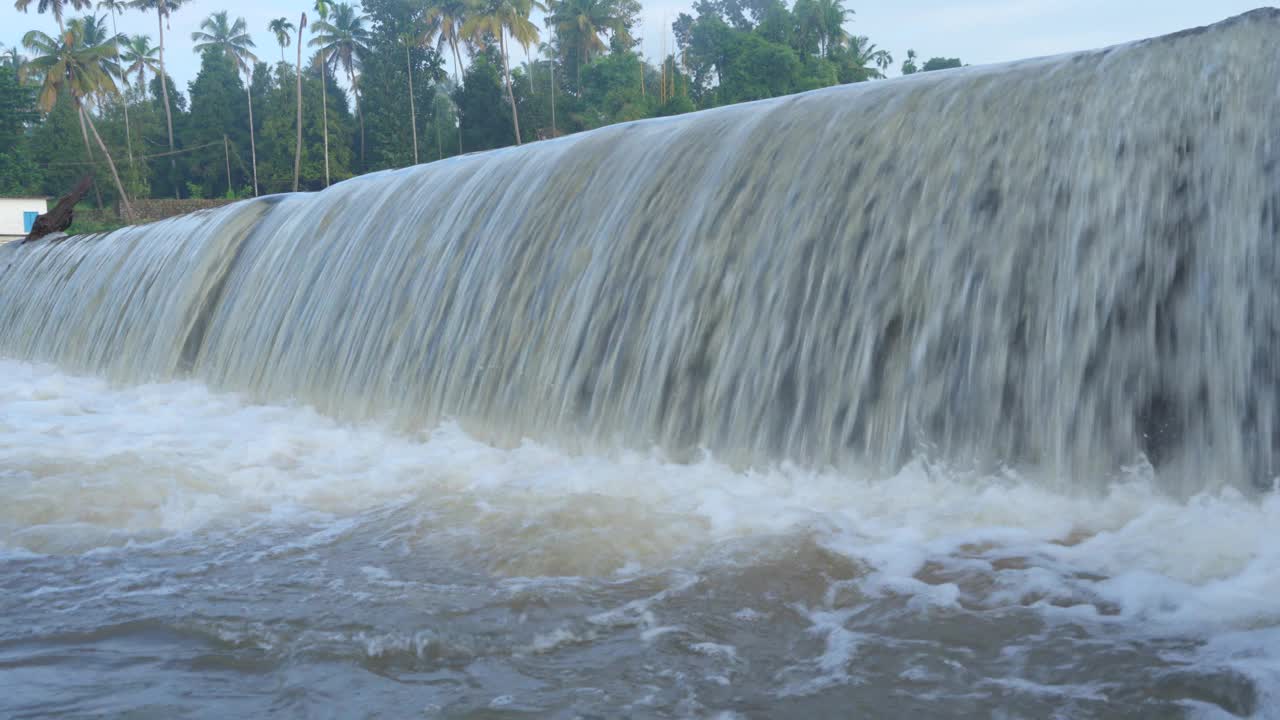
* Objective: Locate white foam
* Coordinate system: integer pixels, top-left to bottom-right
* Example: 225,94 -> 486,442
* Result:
2,359 -> 1279,688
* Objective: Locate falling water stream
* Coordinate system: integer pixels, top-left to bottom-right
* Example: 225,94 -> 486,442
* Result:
2,10 -> 1279,718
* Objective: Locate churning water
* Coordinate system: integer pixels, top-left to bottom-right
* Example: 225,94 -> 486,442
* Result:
3,9 -> 1280,718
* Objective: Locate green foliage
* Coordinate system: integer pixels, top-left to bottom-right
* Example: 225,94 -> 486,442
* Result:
9,2 -> 936,211
0,65 -> 43,194
921,56 -> 962,72
185,48 -> 248,197
65,205 -> 128,234
455,50 -> 513,150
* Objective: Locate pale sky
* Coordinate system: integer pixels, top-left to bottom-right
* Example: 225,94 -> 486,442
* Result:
0,0 -> 1267,97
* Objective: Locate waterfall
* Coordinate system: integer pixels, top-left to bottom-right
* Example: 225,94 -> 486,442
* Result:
3,10 -> 1278,489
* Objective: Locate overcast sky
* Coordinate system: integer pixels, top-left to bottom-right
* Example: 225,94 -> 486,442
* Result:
0,0 -> 1264,95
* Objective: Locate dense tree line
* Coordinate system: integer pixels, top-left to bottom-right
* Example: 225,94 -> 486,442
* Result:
2,0 -> 961,214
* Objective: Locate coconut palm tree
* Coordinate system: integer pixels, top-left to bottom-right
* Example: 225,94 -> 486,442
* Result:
268,17 -> 294,63
422,0 -> 469,85
901,49 -> 919,75
464,0 -> 541,145
191,10 -> 259,196
292,12 -> 306,191
64,14 -> 117,210
545,0 -> 630,93
22,25 -> 133,221
13,0 -> 91,31
845,35 -> 891,81
2,46 -> 24,72
97,0 -> 133,163
310,2 -> 370,166
814,0 -> 851,57
309,0 -> 332,187
119,32 -> 157,87
129,0 -> 184,197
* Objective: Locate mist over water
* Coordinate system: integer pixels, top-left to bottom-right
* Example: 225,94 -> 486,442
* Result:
3,9 -> 1280,718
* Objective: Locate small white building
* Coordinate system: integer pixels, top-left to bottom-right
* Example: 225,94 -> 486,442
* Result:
0,197 -> 48,242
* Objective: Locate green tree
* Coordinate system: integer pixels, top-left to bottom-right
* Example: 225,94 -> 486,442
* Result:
454,47 -> 510,150
293,12 -> 306,190
901,48 -> 918,75
191,10 -> 259,195
921,56 -> 961,72
130,0 -> 185,197
357,0 -> 446,169
464,0 -> 541,145
577,49 -> 652,128
0,64 -> 42,194
836,35 -> 890,82
311,2 -> 370,167
309,0 -> 335,186
422,0 -> 468,85
184,47 -> 248,196
119,32 -> 157,86
98,0 -> 133,164
546,0 -> 636,92
22,25 -> 133,219
268,17 -> 294,63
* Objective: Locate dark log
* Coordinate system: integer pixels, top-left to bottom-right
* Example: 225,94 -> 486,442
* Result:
22,175 -> 96,243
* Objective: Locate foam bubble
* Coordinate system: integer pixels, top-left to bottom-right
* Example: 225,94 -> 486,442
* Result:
3,359 -> 1279,697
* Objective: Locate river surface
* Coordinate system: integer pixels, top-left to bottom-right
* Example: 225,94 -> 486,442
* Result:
3,360 -> 1277,718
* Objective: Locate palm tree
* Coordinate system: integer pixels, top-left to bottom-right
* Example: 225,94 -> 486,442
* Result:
129,0 -> 185,197
464,0 -> 541,145
310,2 -> 370,166
13,0 -> 92,31
845,35 -> 891,81
2,46 -> 24,72
293,12 -> 306,191
813,0 -> 851,57
545,0 -> 630,92
422,0 -> 469,85
309,0 -> 332,187
119,33 -> 158,87
268,17 -> 294,63
191,10 -> 259,196
22,26 -> 133,221
97,0 -> 133,163
65,14 -> 116,210
901,49 -> 918,75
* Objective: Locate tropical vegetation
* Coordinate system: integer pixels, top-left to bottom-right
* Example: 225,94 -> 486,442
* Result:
1,0 -> 963,214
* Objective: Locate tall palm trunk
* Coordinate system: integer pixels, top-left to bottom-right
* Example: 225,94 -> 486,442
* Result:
156,10 -> 177,197
293,16 -> 306,192
245,69 -> 259,196
318,52 -> 330,187
449,38 -> 464,154
80,103 -> 133,222
107,11 -> 134,166
549,58 -> 555,137
349,67 -> 364,168
500,32 -> 520,145
405,43 -> 418,165
450,39 -> 463,85
75,108 -> 105,210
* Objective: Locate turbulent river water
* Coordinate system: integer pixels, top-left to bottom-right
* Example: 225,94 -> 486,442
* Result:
3,9 -> 1280,719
